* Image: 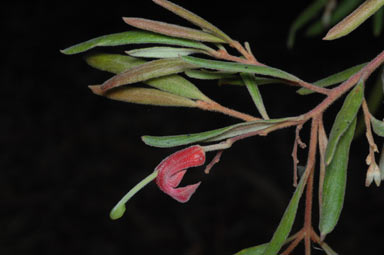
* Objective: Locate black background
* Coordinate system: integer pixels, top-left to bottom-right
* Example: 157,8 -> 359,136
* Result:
2,1 -> 384,254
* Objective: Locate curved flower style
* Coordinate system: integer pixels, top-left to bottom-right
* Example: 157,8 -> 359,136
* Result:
155,145 -> 206,202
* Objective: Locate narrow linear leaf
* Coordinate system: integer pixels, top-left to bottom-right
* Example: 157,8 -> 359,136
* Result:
126,46 -> 203,59
100,58 -> 196,91
142,117 -> 297,148
182,56 -> 301,82
262,171 -> 308,255
320,117 -> 356,238
306,0 -> 362,36
123,17 -> 225,43
218,77 -> 283,86
324,0 -> 384,40
89,86 -> 197,107
287,0 -> 328,48
373,5 -> 384,36
234,243 -> 268,255
85,53 -> 209,101
241,73 -> 269,120
371,116 -> 384,137
297,63 -> 366,95
61,30 -> 211,55
185,69 -> 237,80
152,0 -> 232,42
325,80 -> 364,165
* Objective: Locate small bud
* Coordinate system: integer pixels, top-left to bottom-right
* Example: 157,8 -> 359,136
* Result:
365,163 -> 381,187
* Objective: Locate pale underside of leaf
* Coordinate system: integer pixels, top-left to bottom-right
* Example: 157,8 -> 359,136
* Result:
126,46 -> 204,59
297,63 -> 366,95
325,80 -> 364,165
100,58 -> 197,91
371,115 -> 384,137
142,117 -> 297,148
89,86 -> 197,107
85,53 -> 209,101
60,30 -> 211,55
123,17 -> 226,43
319,117 -> 356,238
152,0 -> 232,42
182,56 -> 301,83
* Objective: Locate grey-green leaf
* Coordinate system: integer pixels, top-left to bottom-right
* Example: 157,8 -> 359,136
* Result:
241,73 -> 269,120
319,117 -> 356,238
262,169 -> 308,255
182,56 -> 301,82
61,30 -> 211,55
85,53 -> 209,101
234,243 -> 268,255
325,80 -> 364,165
123,17 -> 226,43
297,63 -> 366,95
152,0 -> 233,43
100,58 -> 196,91
142,117 -> 296,148
126,46 -> 203,59
371,115 -> 384,137
287,0 -> 327,48
306,0 -> 362,37
89,86 -> 197,107
185,69 -> 237,80
324,0 -> 384,40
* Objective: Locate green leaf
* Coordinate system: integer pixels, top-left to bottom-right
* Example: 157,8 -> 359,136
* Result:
262,169 -> 308,255
123,17 -> 226,43
152,0 -> 233,43
371,115 -> 384,137
89,86 -> 198,107
142,117 -> 297,148
61,30 -> 211,55
373,5 -> 384,36
182,56 -> 301,82
85,53 -> 209,101
325,80 -> 364,165
319,117 -> 356,238
126,46 -> 203,59
297,63 -> 366,95
241,73 -> 269,120
234,243 -> 268,255
218,77 -> 283,86
85,53 -> 146,73
324,0 -> 384,40
185,69 -> 237,80
287,0 -> 327,48
306,0 -> 362,37
100,58 -> 196,91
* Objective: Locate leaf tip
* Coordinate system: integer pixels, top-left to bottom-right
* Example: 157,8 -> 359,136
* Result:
88,85 -> 104,95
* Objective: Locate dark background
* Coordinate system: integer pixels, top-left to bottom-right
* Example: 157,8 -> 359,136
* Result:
2,1 -> 384,254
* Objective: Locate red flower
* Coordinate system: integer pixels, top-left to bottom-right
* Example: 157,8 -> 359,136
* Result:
155,145 -> 206,203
